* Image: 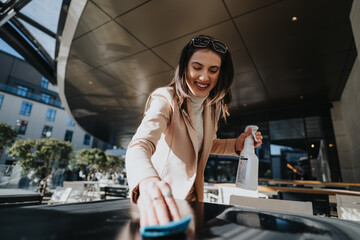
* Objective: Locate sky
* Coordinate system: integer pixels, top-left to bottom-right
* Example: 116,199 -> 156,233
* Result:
0,0 -> 62,60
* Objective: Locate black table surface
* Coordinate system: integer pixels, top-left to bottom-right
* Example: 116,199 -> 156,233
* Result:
1,198 -> 360,240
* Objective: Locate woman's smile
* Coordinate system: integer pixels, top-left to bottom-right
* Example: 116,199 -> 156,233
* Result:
194,81 -> 210,90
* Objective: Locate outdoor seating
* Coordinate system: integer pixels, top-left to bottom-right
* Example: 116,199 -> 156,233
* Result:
0,189 -> 42,207
277,191 -> 330,216
336,194 -> 360,221
104,186 -> 129,199
230,195 -> 313,215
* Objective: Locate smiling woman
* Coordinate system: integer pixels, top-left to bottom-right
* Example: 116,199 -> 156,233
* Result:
125,35 -> 263,228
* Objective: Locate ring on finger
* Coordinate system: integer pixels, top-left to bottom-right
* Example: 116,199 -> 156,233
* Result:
166,192 -> 173,198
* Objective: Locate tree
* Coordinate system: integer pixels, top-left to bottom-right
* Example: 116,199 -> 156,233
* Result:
0,123 -> 17,160
74,148 -> 107,171
71,148 -> 125,180
7,138 -> 74,180
105,152 -> 125,171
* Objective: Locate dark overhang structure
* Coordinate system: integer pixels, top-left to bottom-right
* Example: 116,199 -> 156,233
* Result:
2,1 -> 357,148
57,0 -> 357,148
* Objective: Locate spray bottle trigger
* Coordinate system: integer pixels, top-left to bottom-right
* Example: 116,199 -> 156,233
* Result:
245,125 -> 259,142
252,131 -> 258,142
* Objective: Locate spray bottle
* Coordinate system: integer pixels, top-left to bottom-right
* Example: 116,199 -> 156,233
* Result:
236,125 -> 259,190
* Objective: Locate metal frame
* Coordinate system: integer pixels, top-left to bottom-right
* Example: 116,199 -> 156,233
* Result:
0,0 -> 71,85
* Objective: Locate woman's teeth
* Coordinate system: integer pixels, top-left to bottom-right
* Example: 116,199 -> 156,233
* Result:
195,82 -> 208,88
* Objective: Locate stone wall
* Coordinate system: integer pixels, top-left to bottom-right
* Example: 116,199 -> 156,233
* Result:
331,0 -> 360,182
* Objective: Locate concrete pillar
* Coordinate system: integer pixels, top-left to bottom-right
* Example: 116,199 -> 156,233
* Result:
331,0 -> 360,182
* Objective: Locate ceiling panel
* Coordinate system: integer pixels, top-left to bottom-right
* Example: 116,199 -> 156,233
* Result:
259,66 -> 328,103
63,0 -> 356,146
66,57 -> 120,94
66,56 -> 93,78
231,48 -> 255,74
86,85 -> 143,103
132,70 -> 174,94
152,20 -> 247,68
224,0 -> 280,17
67,96 -> 94,113
87,83 -> 147,108
92,0 -> 148,18
67,84 -> 144,110
123,93 -> 150,111
71,21 -> 146,67
231,71 -> 270,107
99,50 -> 172,91
233,0 -> 354,63
73,81 -> 141,100
65,79 -> 81,99
115,0 -> 230,47
73,1 -> 111,39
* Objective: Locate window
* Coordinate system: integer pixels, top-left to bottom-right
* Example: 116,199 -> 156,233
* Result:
67,117 -> 75,127
64,130 -> 73,142
16,119 -> 28,135
17,85 -> 29,97
41,125 -> 53,138
41,77 -> 49,89
269,118 -> 305,140
19,101 -> 32,116
46,108 -> 56,122
83,134 -> 91,145
0,94 -> 4,108
41,93 -> 51,104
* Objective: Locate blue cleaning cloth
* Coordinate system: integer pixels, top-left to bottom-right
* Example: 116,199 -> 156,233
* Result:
139,215 -> 193,238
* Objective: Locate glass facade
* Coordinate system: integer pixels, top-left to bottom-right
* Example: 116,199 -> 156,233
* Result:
41,77 -> 49,89
41,93 -> 51,104
19,101 -> 32,116
16,85 -> 29,97
18,0 -> 62,59
15,119 -> 28,135
83,134 -> 91,145
41,125 -> 53,138
207,103 -> 341,182
0,94 -> 3,108
64,130 -> 73,142
67,117 -> 75,127
46,108 -> 56,122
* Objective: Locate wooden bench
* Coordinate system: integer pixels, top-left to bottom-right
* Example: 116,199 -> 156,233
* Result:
104,186 -> 128,199
0,189 -> 42,207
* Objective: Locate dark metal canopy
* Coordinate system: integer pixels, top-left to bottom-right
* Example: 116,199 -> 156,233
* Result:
62,0 -> 356,147
0,0 -> 71,85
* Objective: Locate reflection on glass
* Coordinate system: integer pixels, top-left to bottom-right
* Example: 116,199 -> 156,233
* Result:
218,207 -> 329,235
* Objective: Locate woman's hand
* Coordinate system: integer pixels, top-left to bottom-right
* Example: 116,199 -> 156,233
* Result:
137,177 -> 181,227
235,128 -> 263,152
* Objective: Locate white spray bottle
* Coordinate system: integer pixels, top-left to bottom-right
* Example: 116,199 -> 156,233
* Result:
236,125 -> 259,190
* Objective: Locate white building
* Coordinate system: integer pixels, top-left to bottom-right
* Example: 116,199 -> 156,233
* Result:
0,50 -> 111,165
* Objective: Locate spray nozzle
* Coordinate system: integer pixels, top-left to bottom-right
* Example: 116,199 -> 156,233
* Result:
245,125 -> 259,142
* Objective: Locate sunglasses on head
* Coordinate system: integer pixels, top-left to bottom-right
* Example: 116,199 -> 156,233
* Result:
190,36 -> 228,54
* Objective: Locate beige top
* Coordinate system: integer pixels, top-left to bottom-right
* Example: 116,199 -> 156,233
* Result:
186,93 -> 207,200
188,92 -> 208,152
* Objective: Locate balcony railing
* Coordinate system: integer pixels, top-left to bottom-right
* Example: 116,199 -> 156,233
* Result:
0,83 -> 64,109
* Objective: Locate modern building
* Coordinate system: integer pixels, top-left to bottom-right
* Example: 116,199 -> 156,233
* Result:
0,0 -> 359,183
56,0 -> 359,183
0,50 -> 111,165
